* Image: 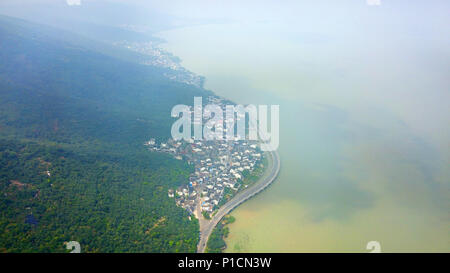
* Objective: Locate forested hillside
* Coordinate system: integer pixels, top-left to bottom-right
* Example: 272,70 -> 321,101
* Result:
0,15 -> 208,252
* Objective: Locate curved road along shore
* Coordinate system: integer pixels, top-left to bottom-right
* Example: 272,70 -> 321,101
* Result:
197,150 -> 281,253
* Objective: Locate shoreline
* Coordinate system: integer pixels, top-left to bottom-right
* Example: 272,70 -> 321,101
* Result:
197,149 -> 281,253
151,34 -> 281,253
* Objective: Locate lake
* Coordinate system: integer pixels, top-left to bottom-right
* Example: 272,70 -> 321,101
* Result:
156,5 -> 449,252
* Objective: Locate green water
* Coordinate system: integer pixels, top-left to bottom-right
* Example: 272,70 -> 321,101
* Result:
156,16 -> 449,252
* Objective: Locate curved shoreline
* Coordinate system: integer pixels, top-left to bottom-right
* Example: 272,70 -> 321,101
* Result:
197,150 -> 281,253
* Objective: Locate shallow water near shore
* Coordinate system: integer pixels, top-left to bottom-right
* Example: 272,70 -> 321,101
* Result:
156,5 -> 450,252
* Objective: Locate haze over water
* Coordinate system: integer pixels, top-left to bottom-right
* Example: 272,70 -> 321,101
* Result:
157,1 -> 449,252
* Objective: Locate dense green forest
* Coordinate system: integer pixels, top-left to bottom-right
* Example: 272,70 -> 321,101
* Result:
206,215 -> 235,253
0,139 -> 198,252
0,15 -> 209,252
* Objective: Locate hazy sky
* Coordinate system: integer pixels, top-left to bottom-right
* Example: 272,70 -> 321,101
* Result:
1,1 -> 449,30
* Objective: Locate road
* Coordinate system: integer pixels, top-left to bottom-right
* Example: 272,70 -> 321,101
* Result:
197,150 -> 281,253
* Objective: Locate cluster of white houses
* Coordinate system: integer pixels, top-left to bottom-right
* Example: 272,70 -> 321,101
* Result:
145,98 -> 263,217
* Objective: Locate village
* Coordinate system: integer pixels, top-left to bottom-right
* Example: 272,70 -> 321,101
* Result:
145,96 -> 264,219
113,40 -> 205,87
